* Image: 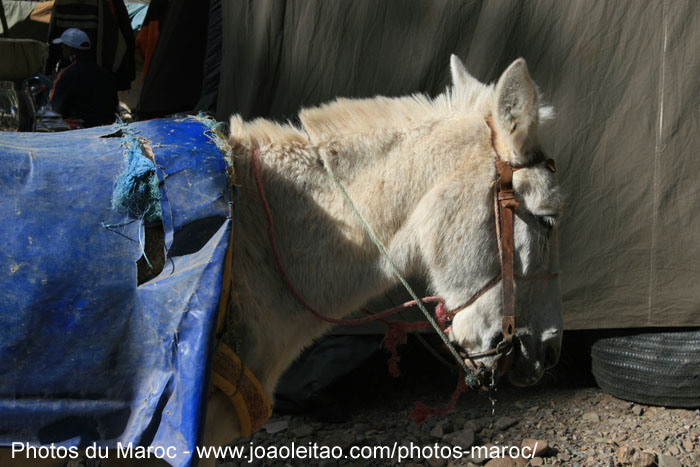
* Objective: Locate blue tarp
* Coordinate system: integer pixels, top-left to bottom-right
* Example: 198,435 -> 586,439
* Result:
0,117 -> 232,466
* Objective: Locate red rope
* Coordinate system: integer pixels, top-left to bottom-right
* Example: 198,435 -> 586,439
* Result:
252,147 -> 445,327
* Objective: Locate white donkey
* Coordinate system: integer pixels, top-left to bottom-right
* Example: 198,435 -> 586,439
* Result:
200,54 -> 563,460
0,55 -> 562,467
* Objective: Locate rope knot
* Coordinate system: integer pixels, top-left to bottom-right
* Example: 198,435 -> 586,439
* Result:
435,300 -> 449,329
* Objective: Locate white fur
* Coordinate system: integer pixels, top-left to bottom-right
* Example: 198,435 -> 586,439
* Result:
199,56 -> 563,461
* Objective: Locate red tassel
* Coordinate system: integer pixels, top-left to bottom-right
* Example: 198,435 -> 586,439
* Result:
410,402 -> 435,424
383,321 -> 430,377
409,374 -> 468,424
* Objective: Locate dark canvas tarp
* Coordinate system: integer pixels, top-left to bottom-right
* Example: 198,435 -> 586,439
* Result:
135,0 -> 699,329
211,0 -> 700,329
137,0 -> 209,117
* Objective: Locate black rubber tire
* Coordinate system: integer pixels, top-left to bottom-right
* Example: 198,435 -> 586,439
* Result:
591,330 -> 700,408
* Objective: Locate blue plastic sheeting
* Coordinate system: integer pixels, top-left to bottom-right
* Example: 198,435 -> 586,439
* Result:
0,117 -> 232,467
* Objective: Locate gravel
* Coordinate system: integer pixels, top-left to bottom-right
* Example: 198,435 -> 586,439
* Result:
214,337 -> 700,467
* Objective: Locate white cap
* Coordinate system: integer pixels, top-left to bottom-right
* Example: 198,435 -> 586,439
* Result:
52,28 -> 92,50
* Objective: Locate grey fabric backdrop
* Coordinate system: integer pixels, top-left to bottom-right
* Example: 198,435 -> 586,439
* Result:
215,0 -> 700,329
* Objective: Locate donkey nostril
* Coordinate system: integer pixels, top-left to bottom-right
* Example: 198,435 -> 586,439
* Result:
543,344 -> 559,369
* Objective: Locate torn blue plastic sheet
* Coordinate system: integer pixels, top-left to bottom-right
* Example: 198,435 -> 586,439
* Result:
0,117 -> 232,467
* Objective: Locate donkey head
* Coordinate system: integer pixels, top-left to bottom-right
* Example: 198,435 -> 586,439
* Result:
437,56 -> 562,386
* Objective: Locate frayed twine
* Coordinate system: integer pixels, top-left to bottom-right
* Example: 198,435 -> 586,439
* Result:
196,113 -> 234,169
111,129 -> 161,225
380,302 -> 470,425
383,321 -> 431,377
107,126 -> 162,269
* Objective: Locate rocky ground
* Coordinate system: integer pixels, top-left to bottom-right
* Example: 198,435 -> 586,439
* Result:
216,334 -> 700,467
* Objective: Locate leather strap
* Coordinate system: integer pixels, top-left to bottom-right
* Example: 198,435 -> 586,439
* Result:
494,158 -> 519,377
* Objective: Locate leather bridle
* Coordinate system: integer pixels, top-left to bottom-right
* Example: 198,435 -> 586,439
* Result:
444,117 -> 558,386
252,116 -> 558,390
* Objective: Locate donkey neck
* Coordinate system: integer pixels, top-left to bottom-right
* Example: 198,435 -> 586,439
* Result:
230,114 -> 493,396
231,142 -> 409,395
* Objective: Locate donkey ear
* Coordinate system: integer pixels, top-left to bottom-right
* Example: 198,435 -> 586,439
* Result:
493,58 -> 539,151
450,54 -> 481,89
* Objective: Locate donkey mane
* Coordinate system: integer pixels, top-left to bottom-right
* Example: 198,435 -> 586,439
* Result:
300,86 -> 494,143
228,82 -> 495,152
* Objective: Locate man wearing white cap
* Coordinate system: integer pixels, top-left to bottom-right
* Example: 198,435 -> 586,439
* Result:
50,28 -> 118,128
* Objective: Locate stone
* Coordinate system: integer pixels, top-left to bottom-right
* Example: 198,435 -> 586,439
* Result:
430,423 -> 445,440
520,438 -> 549,457
618,446 -> 635,464
437,418 -> 455,434
557,452 -> 571,462
632,405 -> 644,416
328,429 -> 356,450
291,424 -> 314,438
483,459 -> 509,467
467,445 -> 492,465
484,457 -> 527,467
239,460 -> 262,467
658,455 -> 683,467
426,454 -> 448,467
263,420 -> 289,435
530,457 -> 544,467
631,451 -> 656,467
443,428 -> 475,449
464,419 -> 482,432
582,412 -> 600,423
494,416 -> 518,430
683,440 -> 694,452
668,445 -> 680,456
352,422 -> 370,433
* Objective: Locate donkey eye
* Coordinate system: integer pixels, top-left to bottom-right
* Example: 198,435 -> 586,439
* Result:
536,214 -> 558,230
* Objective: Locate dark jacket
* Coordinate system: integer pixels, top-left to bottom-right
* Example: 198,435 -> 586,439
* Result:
50,58 -> 119,128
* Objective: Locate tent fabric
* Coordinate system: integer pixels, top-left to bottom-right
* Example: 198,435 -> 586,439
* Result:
0,38 -> 48,79
135,0 -> 168,82
0,1 -> 36,33
0,117 -> 232,467
46,0 -> 136,90
212,0 -> 700,329
194,0 -> 222,114
137,0 -> 209,118
0,1 -> 51,42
